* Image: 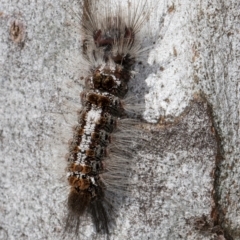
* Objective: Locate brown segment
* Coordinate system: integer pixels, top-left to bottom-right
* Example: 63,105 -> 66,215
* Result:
78,178 -> 90,190
72,125 -> 84,145
69,163 -> 92,174
88,132 -> 100,148
68,176 -> 90,190
97,116 -> 107,126
97,95 -> 112,107
84,92 -> 111,107
81,165 -> 92,174
93,71 -> 115,90
102,75 -> 115,88
68,176 -> 76,186
87,92 -> 99,104
86,149 -> 95,157
87,93 -> 110,107
91,132 -> 100,139
72,125 -> 84,136
68,163 -> 83,172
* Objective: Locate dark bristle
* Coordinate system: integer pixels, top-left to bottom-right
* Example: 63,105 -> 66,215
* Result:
68,188 -> 91,215
90,199 -> 110,234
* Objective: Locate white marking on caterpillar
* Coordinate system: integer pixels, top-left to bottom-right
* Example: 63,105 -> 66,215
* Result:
76,107 -> 102,163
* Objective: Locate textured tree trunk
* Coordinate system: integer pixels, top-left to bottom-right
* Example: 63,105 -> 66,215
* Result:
0,0 -> 239,239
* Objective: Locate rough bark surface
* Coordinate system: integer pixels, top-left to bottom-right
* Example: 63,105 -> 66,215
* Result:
0,0 -> 239,239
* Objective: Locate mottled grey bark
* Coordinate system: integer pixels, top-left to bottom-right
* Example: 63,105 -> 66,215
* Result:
0,0 -> 239,240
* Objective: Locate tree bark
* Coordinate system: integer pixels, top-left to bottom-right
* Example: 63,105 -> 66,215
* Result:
0,0 -> 239,239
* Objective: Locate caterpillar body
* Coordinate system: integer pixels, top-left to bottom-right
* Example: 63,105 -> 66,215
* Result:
64,0 -> 149,236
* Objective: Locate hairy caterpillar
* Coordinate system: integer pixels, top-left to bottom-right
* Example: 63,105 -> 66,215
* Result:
64,0 -> 149,236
